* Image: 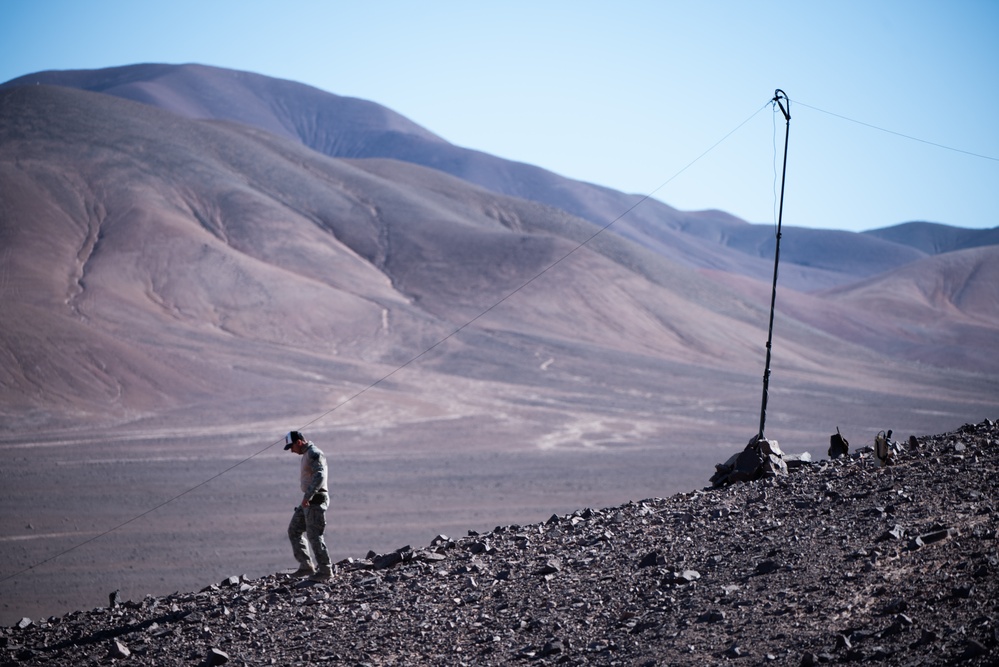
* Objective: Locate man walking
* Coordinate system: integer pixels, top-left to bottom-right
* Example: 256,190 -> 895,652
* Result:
284,430 -> 333,581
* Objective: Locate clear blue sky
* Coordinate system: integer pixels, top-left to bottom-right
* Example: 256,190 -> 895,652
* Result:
2,1 -> 997,231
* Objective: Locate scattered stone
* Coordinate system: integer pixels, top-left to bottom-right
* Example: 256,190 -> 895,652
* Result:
952,584 -> 974,599
697,610 -> 726,623
784,451 -> 813,469
3,420 -> 996,667
537,559 -> 562,576
466,540 -> 492,555
959,639 -> 988,660
664,569 -> 701,585
371,551 -> 403,570
758,438 -> 788,477
109,640 -> 130,659
915,628 -> 939,646
882,598 -> 907,615
878,524 -> 906,542
416,550 -> 447,563
206,647 -> 230,665
755,559 -> 780,575
910,527 -> 958,549
637,551 -> 664,569
540,639 -> 563,657
430,534 -> 452,548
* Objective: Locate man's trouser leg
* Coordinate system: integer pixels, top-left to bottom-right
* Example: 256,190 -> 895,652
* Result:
288,507 -> 313,567
304,505 -> 330,568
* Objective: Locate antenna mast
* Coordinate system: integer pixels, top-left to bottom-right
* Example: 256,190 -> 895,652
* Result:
757,89 -> 791,441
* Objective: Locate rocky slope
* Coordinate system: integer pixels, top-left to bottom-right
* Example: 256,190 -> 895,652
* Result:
4,420 -> 996,666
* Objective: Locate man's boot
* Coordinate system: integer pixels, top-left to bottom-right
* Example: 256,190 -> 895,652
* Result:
292,561 -> 316,577
309,564 -> 333,582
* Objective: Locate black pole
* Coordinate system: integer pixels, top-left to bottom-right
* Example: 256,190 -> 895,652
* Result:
758,89 -> 791,442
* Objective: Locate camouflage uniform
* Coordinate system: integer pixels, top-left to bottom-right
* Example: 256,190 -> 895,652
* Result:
288,441 -> 330,570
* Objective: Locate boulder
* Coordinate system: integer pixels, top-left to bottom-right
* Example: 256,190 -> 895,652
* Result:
206,647 -> 230,665
109,640 -> 130,659
710,435 -> 788,486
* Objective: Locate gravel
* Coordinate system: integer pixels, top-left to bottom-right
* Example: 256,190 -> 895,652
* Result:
3,420 -> 996,666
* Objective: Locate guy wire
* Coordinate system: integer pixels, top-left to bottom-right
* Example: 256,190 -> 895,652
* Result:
795,100 -> 999,162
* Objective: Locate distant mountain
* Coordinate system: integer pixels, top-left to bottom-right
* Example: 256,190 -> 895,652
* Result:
777,245 -> 999,371
9,64 -> 995,292
1,65 -> 996,442
0,83 -> 736,430
863,220 -> 999,254
1,63 -> 446,149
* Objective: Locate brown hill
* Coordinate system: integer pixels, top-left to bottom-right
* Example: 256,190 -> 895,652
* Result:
2,81 -> 995,432
815,245 -> 999,371
12,64 -> 997,290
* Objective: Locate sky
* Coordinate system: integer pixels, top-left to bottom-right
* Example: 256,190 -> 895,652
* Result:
1,1 -> 997,232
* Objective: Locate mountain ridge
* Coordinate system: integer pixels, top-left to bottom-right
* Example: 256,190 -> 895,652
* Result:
1,70 -> 997,431
7,63 -> 996,291
864,220 -> 999,254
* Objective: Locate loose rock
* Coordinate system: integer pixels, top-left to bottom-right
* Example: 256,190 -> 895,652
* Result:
3,420 -> 997,666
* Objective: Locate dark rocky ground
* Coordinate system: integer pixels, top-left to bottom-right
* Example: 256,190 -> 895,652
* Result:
3,420 -> 996,667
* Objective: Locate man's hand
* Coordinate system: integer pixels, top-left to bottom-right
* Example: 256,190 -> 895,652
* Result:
301,498 -> 310,508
